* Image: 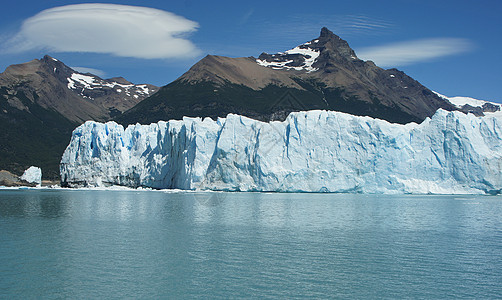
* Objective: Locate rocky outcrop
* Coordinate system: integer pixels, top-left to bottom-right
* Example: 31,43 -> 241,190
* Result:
0,170 -> 36,187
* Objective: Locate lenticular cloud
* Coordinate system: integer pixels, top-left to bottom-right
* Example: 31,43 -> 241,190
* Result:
7,3 -> 201,59
357,38 -> 473,67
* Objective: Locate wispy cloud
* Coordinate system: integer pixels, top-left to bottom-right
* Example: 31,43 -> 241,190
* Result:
258,14 -> 393,40
248,14 -> 394,53
71,67 -> 106,78
356,38 -> 473,67
239,9 -> 255,25
333,15 -> 393,35
3,4 -> 201,59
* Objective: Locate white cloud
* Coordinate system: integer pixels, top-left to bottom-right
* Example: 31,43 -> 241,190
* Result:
356,38 -> 473,67
71,66 -> 106,78
4,4 -> 200,59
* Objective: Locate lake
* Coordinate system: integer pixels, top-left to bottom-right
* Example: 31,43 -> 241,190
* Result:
1,189 -> 501,298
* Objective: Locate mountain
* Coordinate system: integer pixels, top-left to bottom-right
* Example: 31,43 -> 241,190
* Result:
118,27 -> 456,125
0,55 -> 157,122
60,109 -> 502,194
0,55 -> 157,178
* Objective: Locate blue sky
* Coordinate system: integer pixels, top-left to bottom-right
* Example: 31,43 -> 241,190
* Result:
0,0 -> 500,102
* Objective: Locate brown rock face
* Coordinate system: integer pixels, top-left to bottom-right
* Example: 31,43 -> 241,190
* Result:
0,55 -> 157,122
0,170 -> 35,187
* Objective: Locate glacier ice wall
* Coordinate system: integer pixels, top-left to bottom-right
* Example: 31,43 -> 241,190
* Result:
60,110 -> 502,194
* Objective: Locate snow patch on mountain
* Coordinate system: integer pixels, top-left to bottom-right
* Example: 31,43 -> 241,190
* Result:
285,46 -> 320,71
135,84 -> 152,95
61,109 -> 502,194
67,73 -> 97,89
256,42 -> 320,73
66,72 -> 155,99
448,96 -> 500,110
434,91 -> 501,111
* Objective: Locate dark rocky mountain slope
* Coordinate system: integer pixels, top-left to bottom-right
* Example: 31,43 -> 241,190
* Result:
0,56 -> 157,178
118,27 -> 455,125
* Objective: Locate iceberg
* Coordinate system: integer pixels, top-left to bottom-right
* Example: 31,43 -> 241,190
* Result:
21,166 -> 42,185
60,110 -> 502,194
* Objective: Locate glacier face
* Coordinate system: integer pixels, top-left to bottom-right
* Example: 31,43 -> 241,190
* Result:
60,109 -> 502,194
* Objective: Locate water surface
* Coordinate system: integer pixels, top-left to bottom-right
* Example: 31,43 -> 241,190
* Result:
1,190 -> 501,298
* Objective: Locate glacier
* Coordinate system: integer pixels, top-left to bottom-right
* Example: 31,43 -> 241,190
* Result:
60,109 -> 502,194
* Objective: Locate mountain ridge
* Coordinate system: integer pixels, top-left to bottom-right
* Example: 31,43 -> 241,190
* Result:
0,55 -> 158,178
117,27 -> 456,125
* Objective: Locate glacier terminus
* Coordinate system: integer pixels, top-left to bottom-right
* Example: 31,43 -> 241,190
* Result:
60,109 -> 502,194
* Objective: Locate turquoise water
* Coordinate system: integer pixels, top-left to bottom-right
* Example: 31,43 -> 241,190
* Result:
0,190 -> 501,299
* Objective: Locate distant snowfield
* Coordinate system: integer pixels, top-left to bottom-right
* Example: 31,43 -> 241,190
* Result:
434,91 -> 501,111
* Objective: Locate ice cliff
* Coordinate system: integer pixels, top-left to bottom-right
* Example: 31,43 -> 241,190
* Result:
60,110 -> 502,194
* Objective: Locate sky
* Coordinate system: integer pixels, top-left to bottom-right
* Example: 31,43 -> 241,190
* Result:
0,0 -> 500,102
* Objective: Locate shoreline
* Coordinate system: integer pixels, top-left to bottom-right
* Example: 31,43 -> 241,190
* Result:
1,184 -> 498,196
